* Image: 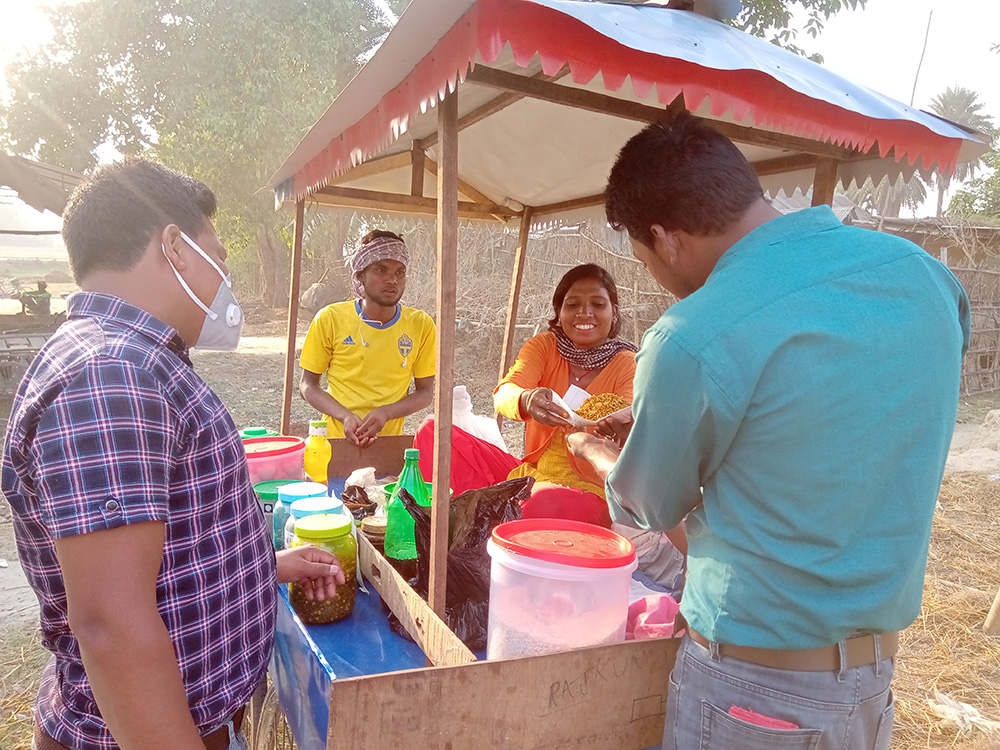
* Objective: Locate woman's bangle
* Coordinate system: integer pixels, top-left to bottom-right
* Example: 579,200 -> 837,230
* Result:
519,388 -> 537,420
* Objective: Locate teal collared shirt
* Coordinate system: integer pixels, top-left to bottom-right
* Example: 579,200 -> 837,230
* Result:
607,206 -> 970,649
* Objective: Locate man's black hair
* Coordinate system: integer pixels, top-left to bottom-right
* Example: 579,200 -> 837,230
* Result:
605,114 -> 764,246
62,158 -> 217,281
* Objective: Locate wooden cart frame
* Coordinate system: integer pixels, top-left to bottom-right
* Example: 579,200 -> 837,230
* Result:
263,1 -> 990,746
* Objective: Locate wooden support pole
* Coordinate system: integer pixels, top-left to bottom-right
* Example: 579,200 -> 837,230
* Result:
280,200 -> 305,435
812,158 -> 840,207
985,587 -> 1000,635
499,209 -> 533,386
410,143 -> 425,197
430,88 -> 458,622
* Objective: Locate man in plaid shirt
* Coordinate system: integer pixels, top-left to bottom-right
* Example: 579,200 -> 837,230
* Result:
2,160 -> 344,750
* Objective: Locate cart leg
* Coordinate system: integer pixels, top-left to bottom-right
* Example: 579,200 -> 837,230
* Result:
985,586 -> 1000,635
254,683 -> 298,750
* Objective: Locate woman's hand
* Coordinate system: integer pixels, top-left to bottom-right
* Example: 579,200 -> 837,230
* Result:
594,406 -> 633,448
520,387 -> 572,427
275,544 -> 346,601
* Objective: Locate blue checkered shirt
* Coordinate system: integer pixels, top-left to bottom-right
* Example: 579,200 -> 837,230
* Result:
2,292 -> 276,749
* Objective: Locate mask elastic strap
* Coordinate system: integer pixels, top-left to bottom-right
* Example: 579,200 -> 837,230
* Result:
163,241 -> 218,320
178,231 -> 230,288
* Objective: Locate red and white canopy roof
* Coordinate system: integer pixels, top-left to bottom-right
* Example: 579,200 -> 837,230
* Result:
269,0 -> 989,221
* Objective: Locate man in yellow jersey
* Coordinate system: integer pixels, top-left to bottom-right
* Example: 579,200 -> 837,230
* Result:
299,230 -> 436,447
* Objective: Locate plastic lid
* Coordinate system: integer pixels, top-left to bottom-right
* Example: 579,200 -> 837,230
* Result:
243,435 -> 306,457
277,481 -> 329,503
295,513 -> 353,540
360,516 -> 387,535
308,420 -> 328,436
240,426 -> 275,438
253,479 -> 299,501
491,518 -> 636,569
404,448 -> 420,460
290,496 -> 343,518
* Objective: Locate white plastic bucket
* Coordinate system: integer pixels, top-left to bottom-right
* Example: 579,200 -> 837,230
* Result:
486,519 -> 637,660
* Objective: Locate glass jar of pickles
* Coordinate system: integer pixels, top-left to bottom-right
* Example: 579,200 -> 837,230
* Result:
289,513 -> 357,625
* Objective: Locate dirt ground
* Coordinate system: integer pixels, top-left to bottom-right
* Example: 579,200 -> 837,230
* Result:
1,327 -> 1000,749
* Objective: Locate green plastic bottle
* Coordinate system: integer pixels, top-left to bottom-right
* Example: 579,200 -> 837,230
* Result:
384,448 -> 431,580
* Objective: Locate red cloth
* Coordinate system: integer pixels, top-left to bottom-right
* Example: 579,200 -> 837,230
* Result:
521,481 -> 613,528
413,422 -> 612,527
626,594 -> 683,641
414,419 -> 520,494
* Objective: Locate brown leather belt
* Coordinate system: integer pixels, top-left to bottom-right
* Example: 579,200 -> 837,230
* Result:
686,627 -> 899,672
34,706 -> 245,750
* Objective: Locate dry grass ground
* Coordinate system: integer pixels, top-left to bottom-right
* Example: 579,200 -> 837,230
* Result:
1,321 -> 999,749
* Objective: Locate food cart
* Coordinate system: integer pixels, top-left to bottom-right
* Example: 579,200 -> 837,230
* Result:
260,0 -> 990,747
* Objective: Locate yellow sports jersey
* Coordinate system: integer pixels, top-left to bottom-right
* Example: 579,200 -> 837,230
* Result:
299,300 -> 436,437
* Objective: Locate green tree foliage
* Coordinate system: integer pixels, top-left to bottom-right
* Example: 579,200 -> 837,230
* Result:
602,0 -> 867,59
734,0 -> 866,60
928,86 -> 995,218
1,0 -> 395,303
949,126 -> 1000,222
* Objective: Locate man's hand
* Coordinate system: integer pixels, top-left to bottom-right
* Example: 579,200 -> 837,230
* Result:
595,406 -> 634,447
356,406 -> 390,444
566,431 -> 621,482
521,387 -> 572,427
342,413 -> 374,448
276,544 -> 346,601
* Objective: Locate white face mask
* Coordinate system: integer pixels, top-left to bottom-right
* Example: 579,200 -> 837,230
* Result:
163,231 -> 244,351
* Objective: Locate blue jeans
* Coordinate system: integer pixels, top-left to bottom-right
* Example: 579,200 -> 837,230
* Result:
664,635 -> 895,750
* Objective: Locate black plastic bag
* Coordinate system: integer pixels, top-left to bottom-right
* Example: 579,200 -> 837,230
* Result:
394,477 -> 532,650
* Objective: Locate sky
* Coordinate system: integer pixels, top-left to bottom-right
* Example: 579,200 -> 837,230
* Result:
0,0 -> 998,222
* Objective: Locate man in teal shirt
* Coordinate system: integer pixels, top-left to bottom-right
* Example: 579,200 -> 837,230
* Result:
570,115 -> 969,750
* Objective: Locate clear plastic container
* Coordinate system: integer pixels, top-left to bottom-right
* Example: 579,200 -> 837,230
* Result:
289,513 -> 357,625
273,481 -> 328,551
243,436 -> 306,485
284,495 -> 347,550
486,518 -> 637,660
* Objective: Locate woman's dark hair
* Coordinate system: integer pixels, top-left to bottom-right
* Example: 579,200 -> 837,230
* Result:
62,158 -> 217,282
547,263 -> 622,339
605,113 -> 764,246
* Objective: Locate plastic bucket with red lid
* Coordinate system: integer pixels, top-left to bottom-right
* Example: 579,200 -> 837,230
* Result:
486,518 -> 637,660
242,436 -> 306,485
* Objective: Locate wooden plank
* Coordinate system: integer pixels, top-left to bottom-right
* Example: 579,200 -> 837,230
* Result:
327,636 -> 679,750
753,153 -> 817,177
329,151 -> 412,185
499,209 -> 533,386
326,435 -> 414,480
812,157 -> 840,206
430,88 -> 458,621
424,157 -> 495,205
410,145 -> 425,197
533,193 -> 606,217
465,66 -> 863,162
419,67 -> 570,151
312,185 -> 516,220
280,200 -> 305,435
356,532 -> 476,666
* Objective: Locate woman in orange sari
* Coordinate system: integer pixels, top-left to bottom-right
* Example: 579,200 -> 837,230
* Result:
493,263 -> 637,527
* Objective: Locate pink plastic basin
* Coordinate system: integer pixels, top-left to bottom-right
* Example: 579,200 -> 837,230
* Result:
242,436 -> 306,485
